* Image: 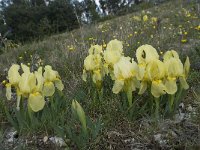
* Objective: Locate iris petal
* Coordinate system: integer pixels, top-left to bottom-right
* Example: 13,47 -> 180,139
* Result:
6,83 -> 12,100
28,92 -> 45,112
55,79 -> 64,91
112,80 -> 124,94
179,77 -> 189,90
138,81 -> 147,95
43,81 -> 55,96
165,78 -> 177,94
151,80 -> 166,98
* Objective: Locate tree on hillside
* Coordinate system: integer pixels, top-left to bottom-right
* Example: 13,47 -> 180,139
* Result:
31,0 -> 46,6
99,0 -> 126,15
84,0 -> 100,23
48,0 -> 78,32
1,0 -> 79,41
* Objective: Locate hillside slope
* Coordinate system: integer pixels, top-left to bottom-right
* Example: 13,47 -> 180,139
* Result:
0,0 -> 200,149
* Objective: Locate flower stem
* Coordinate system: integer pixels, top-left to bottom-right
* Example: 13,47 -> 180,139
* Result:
127,89 -> 133,108
154,97 -> 160,121
168,94 -> 175,114
174,85 -> 183,110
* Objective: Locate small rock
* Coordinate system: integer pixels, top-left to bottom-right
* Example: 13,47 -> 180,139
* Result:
154,133 -> 162,142
124,138 -> 135,143
43,136 -> 48,143
187,105 -> 193,112
174,112 -> 185,123
6,130 -> 18,143
170,130 -> 177,138
179,103 -> 184,110
154,133 -> 167,147
49,136 -> 66,147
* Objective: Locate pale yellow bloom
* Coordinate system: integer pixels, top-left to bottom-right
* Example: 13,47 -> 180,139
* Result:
103,39 -> 123,66
34,67 -> 44,92
72,100 -> 87,132
112,57 -> 139,94
88,45 -> 103,55
104,50 -> 122,65
163,50 -> 179,61
106,39 -> 123,53
142,59 -> 166,98
6,83 -> 12,100
133,16 -> 141,21
143,15 -> 148,22
82,69 -> 87,82
179,56 -> 190,89
84,54 -> 101,71
19,71 -> 36,95
7,64 -> 21,85
136,44 -> 159,64
5,64 -> 63,112
163,51 -> 184,94
43,65 -> 64,96
151,17 -> 157,23
28,92 -> 45,112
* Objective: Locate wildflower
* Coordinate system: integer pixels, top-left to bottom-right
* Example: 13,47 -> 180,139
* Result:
133,16 -> 141,21
72,100 -> 87,132
163,50 -> 184,94
146,59 -> 166,98
181,39 -> 187,43
136,44 -> 159,65
195,25 -> 200,31
104,39 -> 123,66
83,44 -> 105,88
2,80 -> 6,85
112,57 -> 139,106
89,45 -> 103,55
143,15 -> 148,22
7,64 -> 21,86
151,17 -> 157,23
179,57 -> 190,90
43,65 -> 64,96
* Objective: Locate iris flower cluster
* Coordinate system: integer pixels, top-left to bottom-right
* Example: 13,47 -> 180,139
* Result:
5,64 -> 64,112
83,39 -> 190,108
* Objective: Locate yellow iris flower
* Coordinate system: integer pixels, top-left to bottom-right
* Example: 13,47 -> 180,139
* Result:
136,44 -> 159,65
143,15 -> 148,22
7,64 -> 21,85
146,59 -> 166,98
104,39 -> 123,66
6,64 -> 21,101
43,65 -> 64,96
88,45 -> 103,55
28,67 -> 45,112
84,54 -> 101,71
179,56 -> 190,90
163,51 -> 184,94
83,44 -> 106,88
5,64 -> 64,112
112,56 -> 139,94
112,56 -> 139,107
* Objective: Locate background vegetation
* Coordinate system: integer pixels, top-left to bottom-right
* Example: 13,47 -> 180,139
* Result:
0,0 -> 200,149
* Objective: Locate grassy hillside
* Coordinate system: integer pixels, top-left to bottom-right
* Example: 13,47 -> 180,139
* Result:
0,0 -> 200,149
